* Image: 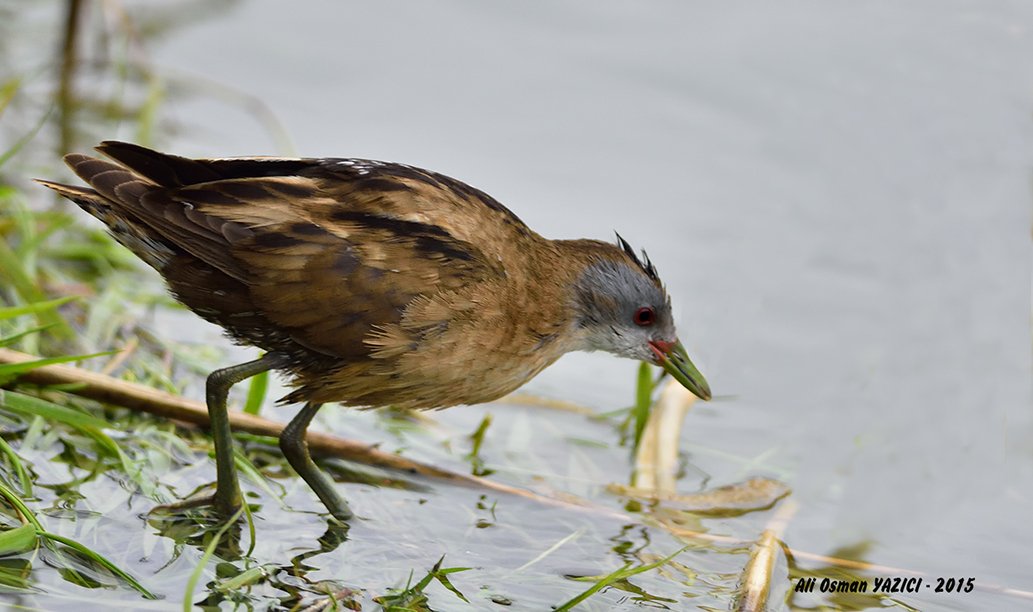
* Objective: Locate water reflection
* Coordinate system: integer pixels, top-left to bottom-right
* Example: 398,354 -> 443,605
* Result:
0,1 -> 1029,611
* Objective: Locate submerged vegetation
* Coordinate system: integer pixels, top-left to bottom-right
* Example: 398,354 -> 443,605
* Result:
0,4 -> 760,609
4,2 -> 1021,611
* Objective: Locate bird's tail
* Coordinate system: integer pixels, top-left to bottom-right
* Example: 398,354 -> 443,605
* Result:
36,175 -> 175,271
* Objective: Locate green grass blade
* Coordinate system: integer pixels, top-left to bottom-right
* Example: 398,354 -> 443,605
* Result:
0,76 -> 22,118
14,214 -> 74,260
558,562 -> 631,611
468,413 -> 492,457
434,569 -> 471,603
0,105 -> 53,168
0,323 -> 59,348
233,448 -> 286,507
0,390 -> 159,495
374,557 -> 473,610
215,563 -> 276,591
0,389 -> 113,431
0,435 -> 33,496
555,545 -> 689,611
95,432 -> 158,499
135,73 -> 165,147
0,524 -> 36,554
632,362 -> 653,451
243,499 -> 257,557
0,478 -> 43,531
242,368 -> 268,415
0,296 -> 77,321
0,350 -> 118,380
0,242 -> 73,338
38,530 -> 156,599
183,506 -> 245,611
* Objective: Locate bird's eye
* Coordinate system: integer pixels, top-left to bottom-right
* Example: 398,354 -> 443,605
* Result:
634,307 -> 655,326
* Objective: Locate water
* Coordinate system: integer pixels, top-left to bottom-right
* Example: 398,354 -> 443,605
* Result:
3,1 -> 1031,610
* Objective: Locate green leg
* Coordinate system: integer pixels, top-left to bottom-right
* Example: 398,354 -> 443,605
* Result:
280,402 -> 354,522
153,352 -> 286,517
205,352 -> 287,517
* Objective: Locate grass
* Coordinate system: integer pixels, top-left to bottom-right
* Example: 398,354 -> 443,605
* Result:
0,304 -> 155,600
0,191 -> 713,609
0,150 -> 780,609
373,556 -> 472,610
555,545 -> 690,611
0,5 -> 851,611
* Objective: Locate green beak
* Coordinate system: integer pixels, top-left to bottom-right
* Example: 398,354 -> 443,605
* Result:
650,339 -> 711,401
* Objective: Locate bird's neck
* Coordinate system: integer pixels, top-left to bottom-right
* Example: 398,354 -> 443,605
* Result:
511,237 -> 623,354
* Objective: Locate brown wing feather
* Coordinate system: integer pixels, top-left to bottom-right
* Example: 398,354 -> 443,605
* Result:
62,153 -> 252,281
59,143 -> 519,366
218,194 -> 498,359
97,140 -> 313,186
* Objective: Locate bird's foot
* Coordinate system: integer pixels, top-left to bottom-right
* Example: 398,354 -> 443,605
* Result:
323,501 -> 355,524
150,494 -> 243,520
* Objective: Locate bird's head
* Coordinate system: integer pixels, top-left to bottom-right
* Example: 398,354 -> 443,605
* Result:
569,235 -> 711,401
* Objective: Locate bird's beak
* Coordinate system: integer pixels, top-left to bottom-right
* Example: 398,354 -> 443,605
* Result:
648,339 -> 711,401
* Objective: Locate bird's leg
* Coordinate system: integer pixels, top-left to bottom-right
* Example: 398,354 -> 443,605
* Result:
155,352 -> 288,518
280,402 -> 354,522
207,353 -> 291,516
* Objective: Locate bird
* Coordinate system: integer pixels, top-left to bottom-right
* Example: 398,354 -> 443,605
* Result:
38,141 -> 711,522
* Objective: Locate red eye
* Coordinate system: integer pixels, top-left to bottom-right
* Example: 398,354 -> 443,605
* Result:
634,307 -> 655,326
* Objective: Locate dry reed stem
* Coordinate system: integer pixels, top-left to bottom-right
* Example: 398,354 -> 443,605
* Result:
3,347 -> 1031,603
495,392 -> 595,414
0,347 -> 612,511
735,499 -> 797,611
633,379 -> 696,491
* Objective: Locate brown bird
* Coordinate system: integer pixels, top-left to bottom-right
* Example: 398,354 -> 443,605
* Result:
38,142 -> 710,522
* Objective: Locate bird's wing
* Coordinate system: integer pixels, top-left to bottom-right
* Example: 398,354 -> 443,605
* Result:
65,141 -> 515,359
97,140 -> 536,253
